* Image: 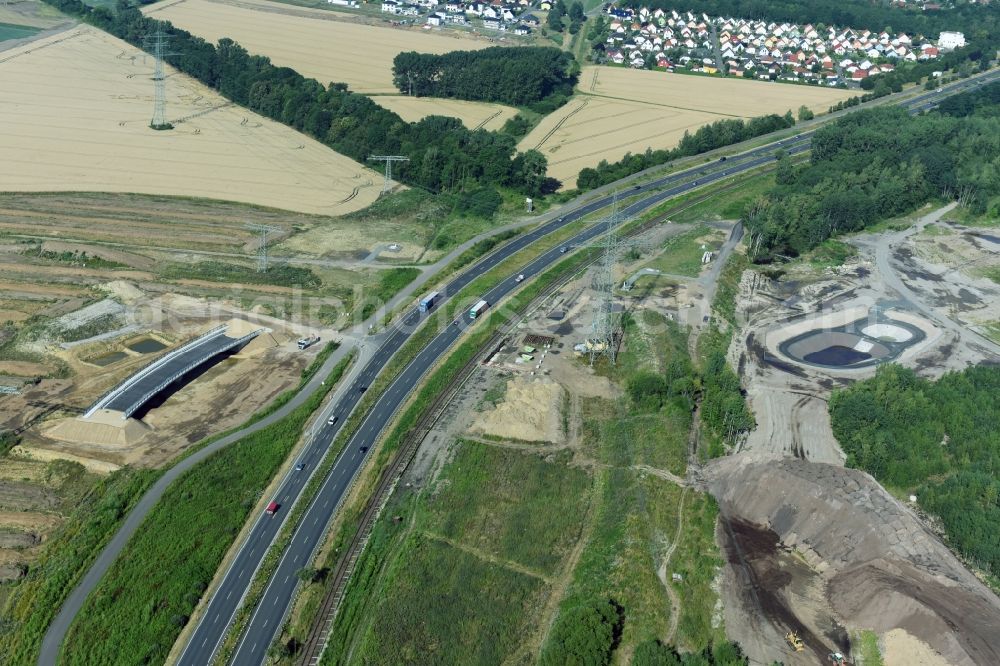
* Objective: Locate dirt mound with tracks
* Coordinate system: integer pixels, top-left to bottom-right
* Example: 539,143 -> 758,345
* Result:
705,456 -> 1000,666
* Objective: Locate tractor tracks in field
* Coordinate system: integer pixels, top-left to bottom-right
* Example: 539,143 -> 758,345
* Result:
530,97 -> 590,151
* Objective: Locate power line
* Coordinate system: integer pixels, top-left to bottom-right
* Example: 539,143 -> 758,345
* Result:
245,223 -> 282,273
368,155 -> 409,195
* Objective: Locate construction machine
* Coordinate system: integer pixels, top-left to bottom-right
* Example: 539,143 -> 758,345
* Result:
785,632 -> 805,652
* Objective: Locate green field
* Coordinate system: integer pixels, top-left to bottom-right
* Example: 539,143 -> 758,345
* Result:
420,443 -> 591,577
642,225 -> 719,278
353,534 -> 545,665
545,310 -> 725,655
0,22 -> 40,42
341,441 -> 592,664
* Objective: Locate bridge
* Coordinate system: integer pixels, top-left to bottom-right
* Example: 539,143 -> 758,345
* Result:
83,324 -> 265,420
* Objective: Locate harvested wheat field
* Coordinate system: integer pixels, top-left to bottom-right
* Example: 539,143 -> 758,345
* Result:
520,65 -> 854,186
0,26 -> 380,214
372,95 -> 517,131
582,65 -> 853,117
145,0 -> 491,94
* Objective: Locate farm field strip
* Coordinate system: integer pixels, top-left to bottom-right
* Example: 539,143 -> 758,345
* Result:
371,95 -> 517,131
522,97 -> 722,184
0,27 -> 380,215
144,0 -> 489,94
520,65 -> 855,186
585,65 -> 854,117
142,0 -> 514,129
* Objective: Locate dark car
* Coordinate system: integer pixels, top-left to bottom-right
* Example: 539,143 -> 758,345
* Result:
719,156 -> 727,162
295,463 -> 305,472
360,446 -> 369,453
359,386 -> 368,393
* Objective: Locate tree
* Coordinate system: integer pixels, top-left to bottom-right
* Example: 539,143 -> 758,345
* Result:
515,149 -> 550,197
547,2 -> 566,31
633,640 -> 682,666
797,105 -> 814,121
540,599 -> 622,666
627,371 -> 671,410
569,0 -> 584,22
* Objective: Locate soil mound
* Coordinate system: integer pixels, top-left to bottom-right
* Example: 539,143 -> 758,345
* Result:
705,457 -> 1000,666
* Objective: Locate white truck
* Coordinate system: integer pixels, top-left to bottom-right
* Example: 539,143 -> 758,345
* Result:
297,335 -> 320,350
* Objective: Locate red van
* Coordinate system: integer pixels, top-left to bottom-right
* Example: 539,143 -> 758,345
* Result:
265,501 -> 280,516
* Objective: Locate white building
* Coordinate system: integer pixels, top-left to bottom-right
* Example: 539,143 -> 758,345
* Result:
938,31 -> 966,50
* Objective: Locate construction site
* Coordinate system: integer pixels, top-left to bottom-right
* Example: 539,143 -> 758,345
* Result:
709,202 -> 1000,665
297,197 -> 1000,666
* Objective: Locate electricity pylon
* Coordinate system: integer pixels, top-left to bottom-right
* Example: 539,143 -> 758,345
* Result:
581,194 -> 651,365
246,223 -> 282,272
143,28 -> 181,130
368,155 -> 409,195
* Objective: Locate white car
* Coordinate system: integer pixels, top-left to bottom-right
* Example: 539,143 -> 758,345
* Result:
515,274 -> 525,283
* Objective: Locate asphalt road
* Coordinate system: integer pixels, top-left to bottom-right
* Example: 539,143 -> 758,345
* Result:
38,69 -> 997,666
181,72 -> 1000,666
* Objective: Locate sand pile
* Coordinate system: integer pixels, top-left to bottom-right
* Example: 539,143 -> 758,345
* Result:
884,628 -> 950,666
99,280 -> 145,303
469,377 -> 564,444
42,411 -> 150,452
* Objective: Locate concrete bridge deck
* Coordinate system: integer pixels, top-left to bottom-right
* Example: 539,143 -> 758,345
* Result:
84,324 -> 264,420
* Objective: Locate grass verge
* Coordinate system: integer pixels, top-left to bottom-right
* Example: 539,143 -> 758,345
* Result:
0,468 -> 160,665
670,172 -> 776,224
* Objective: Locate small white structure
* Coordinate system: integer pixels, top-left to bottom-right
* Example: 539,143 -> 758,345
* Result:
938,31 -> 966,50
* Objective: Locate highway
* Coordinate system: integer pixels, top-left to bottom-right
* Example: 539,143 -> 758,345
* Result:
55,70 -> 998,666
181,142 -> 811,666
178,70 -> 1000,666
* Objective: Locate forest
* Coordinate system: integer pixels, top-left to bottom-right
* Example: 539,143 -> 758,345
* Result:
38,0 -> 555,197
576,112 -> 795,190
829,364 -> 1000,576
744,84 -> 1000,258
392,47 -> 578,111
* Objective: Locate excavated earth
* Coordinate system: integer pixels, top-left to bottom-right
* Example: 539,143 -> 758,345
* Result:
703,456 -> 1000,666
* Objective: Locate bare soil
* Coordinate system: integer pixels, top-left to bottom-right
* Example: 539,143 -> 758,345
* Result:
468,376 -> 565,444
705,457 -> 1000,666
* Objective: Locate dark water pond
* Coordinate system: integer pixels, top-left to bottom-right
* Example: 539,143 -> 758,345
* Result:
90,351 -> 128,366
127,338 -> 167,354
803,345 -> 871,366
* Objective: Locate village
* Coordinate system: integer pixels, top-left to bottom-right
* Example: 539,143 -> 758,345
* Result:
379,0 -> 540,34
598,6 -> 965,85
